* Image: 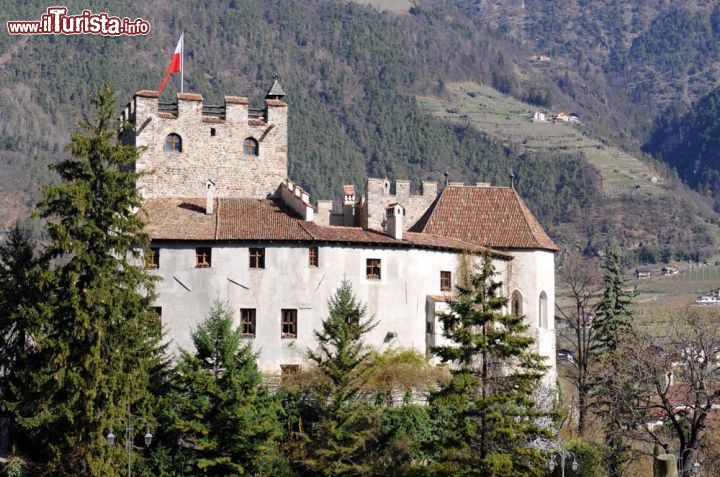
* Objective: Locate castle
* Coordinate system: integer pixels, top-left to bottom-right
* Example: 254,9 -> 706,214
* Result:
120,79 -> 558,378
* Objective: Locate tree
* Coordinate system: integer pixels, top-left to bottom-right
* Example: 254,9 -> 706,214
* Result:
159,301 -> 286,476
591,248 -> 637,477
0,225 -> 45,402
600,307 -> 720,477
5,84 -> 162,476
427,253 -> 553,476
287,280 -> 383,476
555,251 -> 602,436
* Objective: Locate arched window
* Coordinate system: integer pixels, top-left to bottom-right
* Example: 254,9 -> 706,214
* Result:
539,291 -> 548,328
511,290 -> 523,317
165,133 -> 182,153
243,137 -> 259,156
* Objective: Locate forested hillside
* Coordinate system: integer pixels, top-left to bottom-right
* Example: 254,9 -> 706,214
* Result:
0,0 -> 717,262
457,0 -> 720,115
645,86 -> 720,201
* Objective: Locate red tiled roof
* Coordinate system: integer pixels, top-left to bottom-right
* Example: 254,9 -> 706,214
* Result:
409,185 -> 558,251
343,185 -> 356,196
141,198 -> 509,257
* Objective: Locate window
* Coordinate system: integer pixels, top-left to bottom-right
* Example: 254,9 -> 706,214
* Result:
145,247 -> 160,269
426,319 -> 434,334
151,306 -> 162,317
195,247 -> 211,268
440,271 -> 452,291
539,291 -> 548,328
240,308 -> 256,338
210,127 -> 216,137
511,290 -> 523,317
281,309 -> 297,338
243,137 -> 259,156
309,247 -> 319,267
249,248 -> 265,269
165,133 -> 182,153
366,258 -> 381,280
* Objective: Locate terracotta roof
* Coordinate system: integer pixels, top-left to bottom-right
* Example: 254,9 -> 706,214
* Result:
141,198 -> 509,257
135,90 -> 159,98
409,185 -> 558,251
343,185 -> 356,196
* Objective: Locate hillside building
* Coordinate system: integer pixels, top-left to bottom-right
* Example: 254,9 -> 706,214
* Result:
120,79 -> 558,378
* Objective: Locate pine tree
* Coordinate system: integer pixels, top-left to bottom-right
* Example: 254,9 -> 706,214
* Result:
160,301 -> 287,476
427,253 -> 553,476
0,225 -> 45,454
5,84 -> 162,476
591,248 -> 636,477
289,280 -> 383,476
592,248 -> 635,354
0,225 -> 45,394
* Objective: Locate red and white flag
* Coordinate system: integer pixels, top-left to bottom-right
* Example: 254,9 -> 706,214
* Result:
158,33 -> 183,94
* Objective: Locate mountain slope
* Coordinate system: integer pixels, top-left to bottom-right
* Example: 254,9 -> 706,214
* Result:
0,0 -> 717,264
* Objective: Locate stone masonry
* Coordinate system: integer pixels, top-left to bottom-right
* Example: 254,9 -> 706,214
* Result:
362,178 -> 438,231
120,90 -> 288,199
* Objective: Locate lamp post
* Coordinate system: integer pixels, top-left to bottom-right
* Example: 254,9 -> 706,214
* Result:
548,450 -> 578,477
106,412 -> 153,477
678,448 -> 701,476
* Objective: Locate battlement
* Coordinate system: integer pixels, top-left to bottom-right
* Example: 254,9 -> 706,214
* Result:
121,83 -> 288,200
363,178 -> 438,231
121,90 -> 286,130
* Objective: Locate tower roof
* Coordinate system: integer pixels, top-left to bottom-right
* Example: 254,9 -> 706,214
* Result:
266,75 -> 286,99
409,184 -> 559,251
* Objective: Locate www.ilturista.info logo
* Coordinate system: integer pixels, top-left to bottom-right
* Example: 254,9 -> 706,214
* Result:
7,6 -> 151,36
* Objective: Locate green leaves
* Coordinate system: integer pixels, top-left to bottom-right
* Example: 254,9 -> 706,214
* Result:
428,253 -> 554,476
160,301 -> 286,477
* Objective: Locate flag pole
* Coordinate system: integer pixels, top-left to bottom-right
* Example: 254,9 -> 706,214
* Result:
180,32 -> 184,93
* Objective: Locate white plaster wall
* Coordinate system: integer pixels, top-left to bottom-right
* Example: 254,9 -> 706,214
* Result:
505,249 -> 557,382
150,243 -> 498,373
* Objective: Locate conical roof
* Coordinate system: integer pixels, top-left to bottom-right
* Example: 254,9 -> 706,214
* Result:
266,75 -> 286,99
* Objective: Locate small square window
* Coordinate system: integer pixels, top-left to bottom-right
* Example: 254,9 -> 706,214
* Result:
195,247 -> 212,268
145,247 -> 160,269
366,258 -> 381,280
281,309 -> 297,338
309,247 -> 319,267
240,308 -> 256,338
249,248 -> 265,269
440,271 -> 452,291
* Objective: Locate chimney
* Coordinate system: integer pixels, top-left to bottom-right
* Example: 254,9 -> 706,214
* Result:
205,179 -> 216,215
386,203 -> 403,240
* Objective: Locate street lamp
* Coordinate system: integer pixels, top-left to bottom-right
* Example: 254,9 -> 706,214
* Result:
678,448 -> 701,476
105,412 -> 153,477
548,450 -> 578,477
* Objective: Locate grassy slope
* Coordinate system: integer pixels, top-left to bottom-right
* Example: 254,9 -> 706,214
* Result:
419,82 -> 662,198
418,81 -> 720,259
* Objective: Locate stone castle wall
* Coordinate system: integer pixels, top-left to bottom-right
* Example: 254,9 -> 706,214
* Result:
121,91 -> 287,199
362,178 -> 438,231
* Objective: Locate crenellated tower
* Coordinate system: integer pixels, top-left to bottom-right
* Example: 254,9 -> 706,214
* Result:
120,79 -> 288,199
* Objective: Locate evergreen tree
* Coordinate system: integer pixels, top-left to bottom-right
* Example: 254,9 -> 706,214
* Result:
160,301 -> 287,476
427,253 -> 552,476
0,225 -> 45,455
591,248 -> 636,477
5,84 -> 162,476
592,248 -> 635,354
0,225 -> 44,396
289,280 -> 382,476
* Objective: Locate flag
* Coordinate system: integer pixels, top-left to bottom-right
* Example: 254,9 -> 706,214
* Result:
158,33 -> 183,94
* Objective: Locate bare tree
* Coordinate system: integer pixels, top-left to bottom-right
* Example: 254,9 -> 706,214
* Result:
556,252 -> 602,435
599,306 -> 720,477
